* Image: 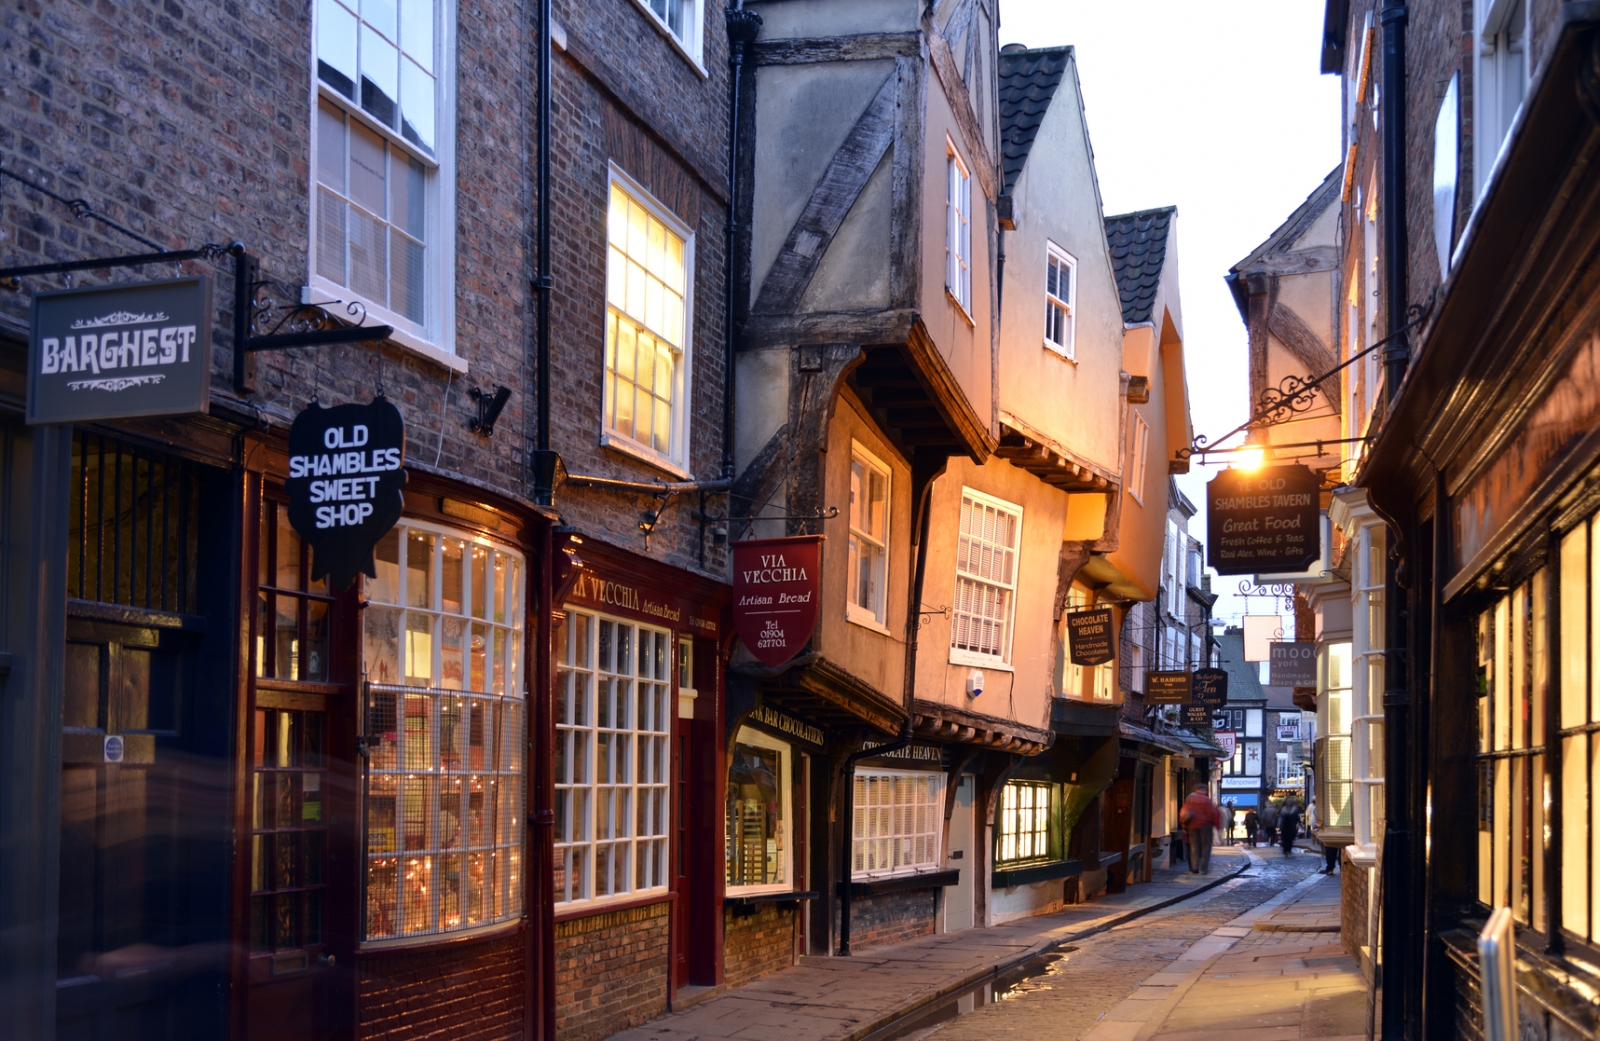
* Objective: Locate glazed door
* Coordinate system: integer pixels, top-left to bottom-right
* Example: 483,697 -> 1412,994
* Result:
57,615 -> 226,1040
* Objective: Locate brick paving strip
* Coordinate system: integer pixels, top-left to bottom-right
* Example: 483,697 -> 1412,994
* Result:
1077,865 -> 1366,1041
606,849 -> 1253,1041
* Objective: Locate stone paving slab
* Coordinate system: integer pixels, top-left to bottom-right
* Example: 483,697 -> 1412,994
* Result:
607,850 -> 1251,1041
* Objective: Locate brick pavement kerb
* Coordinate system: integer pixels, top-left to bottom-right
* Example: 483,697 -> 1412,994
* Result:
606,850 -> 1251,1041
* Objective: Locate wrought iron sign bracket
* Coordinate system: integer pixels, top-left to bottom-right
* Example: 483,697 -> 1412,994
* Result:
231,250 -> 393,394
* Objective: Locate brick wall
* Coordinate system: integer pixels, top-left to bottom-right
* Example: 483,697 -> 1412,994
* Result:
841,889 -> 937,951
1339,849 -> 1370,970
358,931 -> 525,1041
555,901 -> 671,1041
722,904 -> 796,988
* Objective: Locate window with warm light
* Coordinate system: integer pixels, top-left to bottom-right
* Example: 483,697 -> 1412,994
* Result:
852,769 -> 943,878
604,174 -> 692,471
726,728 -> 791,891
360,521 -> 526,942
1128,414 -> 1150,505
996,781 -> 1056,865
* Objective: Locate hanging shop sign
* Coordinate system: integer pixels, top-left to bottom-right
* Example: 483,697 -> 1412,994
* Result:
1066,607 -> 1116,666
1206,464 -> 1321,575
731,535 -> 824,668
1268,641 -> 1317,686
1145,670 -> 1193,705
1193,667 -> 1229,708
27,276 -> 213,425
1181,703 -> 1212,726
285,397 -> 407,591
1215,731 -> 1238,758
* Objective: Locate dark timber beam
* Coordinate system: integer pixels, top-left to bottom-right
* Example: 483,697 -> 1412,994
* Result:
753,32 -> 921,65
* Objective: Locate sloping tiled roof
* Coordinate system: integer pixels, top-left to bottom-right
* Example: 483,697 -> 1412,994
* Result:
1104,206 -> 1176,325
997,46 -> 1071,195
1216,630 -> 1266,703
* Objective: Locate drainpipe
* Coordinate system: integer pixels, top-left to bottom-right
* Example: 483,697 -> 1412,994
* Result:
837,474 -> 932,954
1377,2 -> 1411,1038
724,4 -> 761,482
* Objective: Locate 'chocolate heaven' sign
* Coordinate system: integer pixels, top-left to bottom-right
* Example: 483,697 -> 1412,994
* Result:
731,535 -> 824,668
1206,464 -> 1321,575
1066,607 -> 1116,666
285,398 -> 407,590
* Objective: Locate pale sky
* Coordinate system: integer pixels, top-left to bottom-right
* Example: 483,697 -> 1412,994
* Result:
997,1 -> 1343,631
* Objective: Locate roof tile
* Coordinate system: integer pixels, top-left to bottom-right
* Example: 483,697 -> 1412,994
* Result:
1103,206 -> 1176,325
997,46 -> 1071,194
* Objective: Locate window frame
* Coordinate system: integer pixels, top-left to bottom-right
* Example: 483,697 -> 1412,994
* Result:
625,0 -> 707,74
949,487 -> 1023,669
847,440 -> 892,632
1128,413 -> 1150,505
995,780 -> 1058,866
945,141 -> 972,315
725,726 -> 794,895
601,165 -> 697,477
1043,242 -> 1077,360
308,0 -> 462,371
851,767 -> 945,880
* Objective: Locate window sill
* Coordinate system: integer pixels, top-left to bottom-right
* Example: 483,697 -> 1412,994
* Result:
945,286 -> 976,327
991,859 -> 1081,888
949,649 -> 1014,671
846,609 -> 892,636
599,432 -> 691,479
1043,341 -> 1078,363
623,0 -> 709,79
554,890 -> 672,923
725,890 -> 818,917
358,916 -> 523,955
309,275 -> 468,375
839,869 -> 959,898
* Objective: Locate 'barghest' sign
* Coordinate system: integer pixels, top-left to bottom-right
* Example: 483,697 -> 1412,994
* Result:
731,535 -> 823,668
285,398 -> 407,590
27,277 -> 213,424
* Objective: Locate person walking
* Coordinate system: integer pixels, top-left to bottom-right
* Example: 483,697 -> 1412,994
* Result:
1261,798 -> 1280,847
1243,807 -> 1260,847
1223,800 -> 1237,845
1179,784 -> 1220,874
1308,798 -> 1338,873
1279,798 -> 1303,857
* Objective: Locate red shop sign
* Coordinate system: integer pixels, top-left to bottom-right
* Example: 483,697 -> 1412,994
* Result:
731,535 -> 824,668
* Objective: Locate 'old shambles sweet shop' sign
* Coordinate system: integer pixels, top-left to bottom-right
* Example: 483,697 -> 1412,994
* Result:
732,535 -> 824,667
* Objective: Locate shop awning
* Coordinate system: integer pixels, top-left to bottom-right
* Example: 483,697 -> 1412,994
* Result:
1117,719 -> 1187,755
1052,697 -> 1120,736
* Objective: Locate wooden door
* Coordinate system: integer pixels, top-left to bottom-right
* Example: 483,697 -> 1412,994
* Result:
57,615 -> 226,1040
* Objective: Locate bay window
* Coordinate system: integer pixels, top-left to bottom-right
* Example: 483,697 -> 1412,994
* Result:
726,728 -> 791,891
852,770 -> 943,878
1316,640 -> 1354,829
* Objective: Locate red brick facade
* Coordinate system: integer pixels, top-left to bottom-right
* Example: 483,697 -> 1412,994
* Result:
722,905 -> 798,988
358,931 -> 526,1041
554,901 -> 672,1041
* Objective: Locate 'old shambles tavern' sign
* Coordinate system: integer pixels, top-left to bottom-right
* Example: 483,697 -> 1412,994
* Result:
285,398 -> 407,590
1206,464 -> 1320,576
732,535 -> 824,668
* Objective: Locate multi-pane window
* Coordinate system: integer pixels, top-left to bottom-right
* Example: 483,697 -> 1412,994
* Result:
250,709 -> 329,959
553,610 -> 673,905
1351,522 -> 1386,851
633,0 -> 702,62
946,148 -> 971,311
997,781 -> 1054,864
1128,414 -> 1150,504
1477,571 -> 1547,932
848,444 -> 890,627
1317,642 -> 1354,828
1044,244 -> 1076,358
314,0 -> 446,341
361,522 -> 526,941
951,490 -> 1022,664
1557,520 -> 1600,944
726,729 -> 789,890
852,770 -> 943,878
605,179 -> 690,467
257,497 -> 333,682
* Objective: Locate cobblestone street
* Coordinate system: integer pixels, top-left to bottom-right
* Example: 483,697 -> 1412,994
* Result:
917,850 -> 1361,1041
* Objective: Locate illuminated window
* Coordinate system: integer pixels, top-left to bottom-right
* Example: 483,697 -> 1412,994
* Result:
726,728 -> 790,891
604,175 -> 692,471
997,781 -> 1055,864
848,443 -> 891,627
361,521 -> 526,942
853,770 -> 943,878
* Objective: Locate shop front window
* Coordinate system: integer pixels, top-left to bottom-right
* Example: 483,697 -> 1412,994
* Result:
726,728 -> 791,891
553,609 -> 673,905
1317,643 -> 1354,828
997,781 -> 1055,865
853,769 -> 943,878
1558,521 -> 1600,945
361,521 -> 526,941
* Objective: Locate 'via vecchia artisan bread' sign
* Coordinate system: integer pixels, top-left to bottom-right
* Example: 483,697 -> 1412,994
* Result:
285,397 -> 407,590
731,535 -> 824,668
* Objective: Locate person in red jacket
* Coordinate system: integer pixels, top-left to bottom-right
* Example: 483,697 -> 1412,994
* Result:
1178,785 -> 1221,873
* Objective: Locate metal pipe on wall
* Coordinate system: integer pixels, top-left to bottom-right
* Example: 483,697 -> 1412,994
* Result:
724,4 -> 761,482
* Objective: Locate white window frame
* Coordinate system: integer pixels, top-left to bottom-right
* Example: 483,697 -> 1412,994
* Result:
601,166 -> 696,477
949,487 -> 1023,668
1473,0 -> 1529,202
847,441 -> 892,632
1044,242 -> 1076,359
626,0 -> 707,73
945,142 -> 972,315
726,726 -> 793,895
851,768 -> 944,880
309,0 -> 461,372
553,609 -> 675,908
996,781 -> 1054,865
1128,413 -> 1150,505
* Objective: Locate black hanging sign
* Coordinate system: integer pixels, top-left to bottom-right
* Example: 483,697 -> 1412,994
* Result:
1206,464 -> 1321,575
1182,703 -> 1212,726
1268,641 -> 1317,686
1066,607 -> 1116,666
285,398 -> 407,590
1193,667 -> 1229,708
1145,670 -> 1192,705
27,276 -> 213,425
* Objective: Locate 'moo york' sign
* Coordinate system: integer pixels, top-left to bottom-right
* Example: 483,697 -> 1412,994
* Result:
28,277 -> 213,424
285,398 -> 407,590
